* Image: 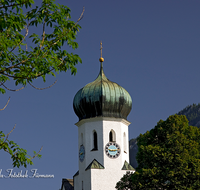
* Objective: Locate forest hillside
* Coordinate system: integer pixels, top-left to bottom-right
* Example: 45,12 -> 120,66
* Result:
129,103 -> 200,168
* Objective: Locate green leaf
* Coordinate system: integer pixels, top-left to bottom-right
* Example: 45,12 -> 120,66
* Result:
0,0 -> 82,168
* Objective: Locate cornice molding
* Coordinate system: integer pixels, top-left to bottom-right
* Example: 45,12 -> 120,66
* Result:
75,117 -> 131,127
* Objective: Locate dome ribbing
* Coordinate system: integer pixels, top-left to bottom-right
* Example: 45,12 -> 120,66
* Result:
73,62 -> 132,121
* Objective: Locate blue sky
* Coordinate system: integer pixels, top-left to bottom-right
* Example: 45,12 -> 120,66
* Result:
1,0 -> 200,189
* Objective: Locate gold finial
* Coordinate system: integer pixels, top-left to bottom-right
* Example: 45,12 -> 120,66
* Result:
99,41 -> 104,62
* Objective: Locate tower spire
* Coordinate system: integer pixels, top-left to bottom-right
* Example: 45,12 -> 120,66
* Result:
99,41 -> 104,62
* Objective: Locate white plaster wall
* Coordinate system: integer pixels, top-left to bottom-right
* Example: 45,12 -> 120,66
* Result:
74,117 -> 132,190
74,170 -> 91,190
91,169 -> 134,190
78,119 -> 104,173
73,175 -> 78,190
75,168 -> 135,190
102,119 -> 130,169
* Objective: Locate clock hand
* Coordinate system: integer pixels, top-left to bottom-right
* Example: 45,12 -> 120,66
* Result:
80,152 -> 83,155
108,148 -> 120,151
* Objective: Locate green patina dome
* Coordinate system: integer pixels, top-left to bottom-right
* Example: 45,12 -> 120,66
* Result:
73,62 -> 132,121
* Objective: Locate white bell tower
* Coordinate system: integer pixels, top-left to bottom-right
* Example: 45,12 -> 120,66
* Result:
73,42 -> 134,190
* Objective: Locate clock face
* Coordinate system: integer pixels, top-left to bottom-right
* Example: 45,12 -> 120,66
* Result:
105,142 -> 120,159
79,145 -> 85,162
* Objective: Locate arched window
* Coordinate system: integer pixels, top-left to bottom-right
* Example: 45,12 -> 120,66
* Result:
109,131 -> 113,142
109,130 -> 116,142
124,132 -> 127,153
92,131 -> 98,151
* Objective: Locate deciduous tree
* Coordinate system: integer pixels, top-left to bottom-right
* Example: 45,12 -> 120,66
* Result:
116,115 -> 200,190
0,0 -> 83,167
0,0 -> 83,93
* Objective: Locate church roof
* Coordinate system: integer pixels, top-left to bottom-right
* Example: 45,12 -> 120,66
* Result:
121,160 -> 135,170
61,179 -> 74,190
73,170 -> 79,177
73,43 -> 132,121
85,159 -> 105,170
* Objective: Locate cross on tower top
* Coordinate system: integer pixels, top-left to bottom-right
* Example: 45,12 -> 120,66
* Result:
100,41 -> 103,57
99,41 -> 104,62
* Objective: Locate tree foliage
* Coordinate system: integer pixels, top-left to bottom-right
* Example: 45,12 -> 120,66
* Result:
0,125 -> 42,168
0,0 -> 83,94
116,115 -> 200,190
0,0 -> 83,167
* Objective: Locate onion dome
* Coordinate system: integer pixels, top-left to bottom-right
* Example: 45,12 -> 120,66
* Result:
73,43 -> 132,121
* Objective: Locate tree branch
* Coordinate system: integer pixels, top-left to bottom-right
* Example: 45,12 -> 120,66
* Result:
5,124 -> 16,137
0,124 -> 16,146
9,23 -> 29,53
51,6 -> 85,47
28,79 -> 58,90
30,146 -> 43,159
4,124 -> 16,143
0,96 -> 10,111
0,0 -> 30,9
0,83 -> 25,91
30,57 -> 65,79
0,55 -> 32,74
0,6 -> 84,85
40,19 -> 46,49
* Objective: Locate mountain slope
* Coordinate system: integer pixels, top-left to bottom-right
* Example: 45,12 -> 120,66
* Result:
129,103 -> 200,168
177,103 -> 200,127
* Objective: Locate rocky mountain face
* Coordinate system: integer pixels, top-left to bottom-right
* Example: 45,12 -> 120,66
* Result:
129,103 -> 200,169
129,138 -> 138,169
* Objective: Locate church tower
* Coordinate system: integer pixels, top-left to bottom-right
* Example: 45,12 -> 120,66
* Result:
73,42 -> 134,190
